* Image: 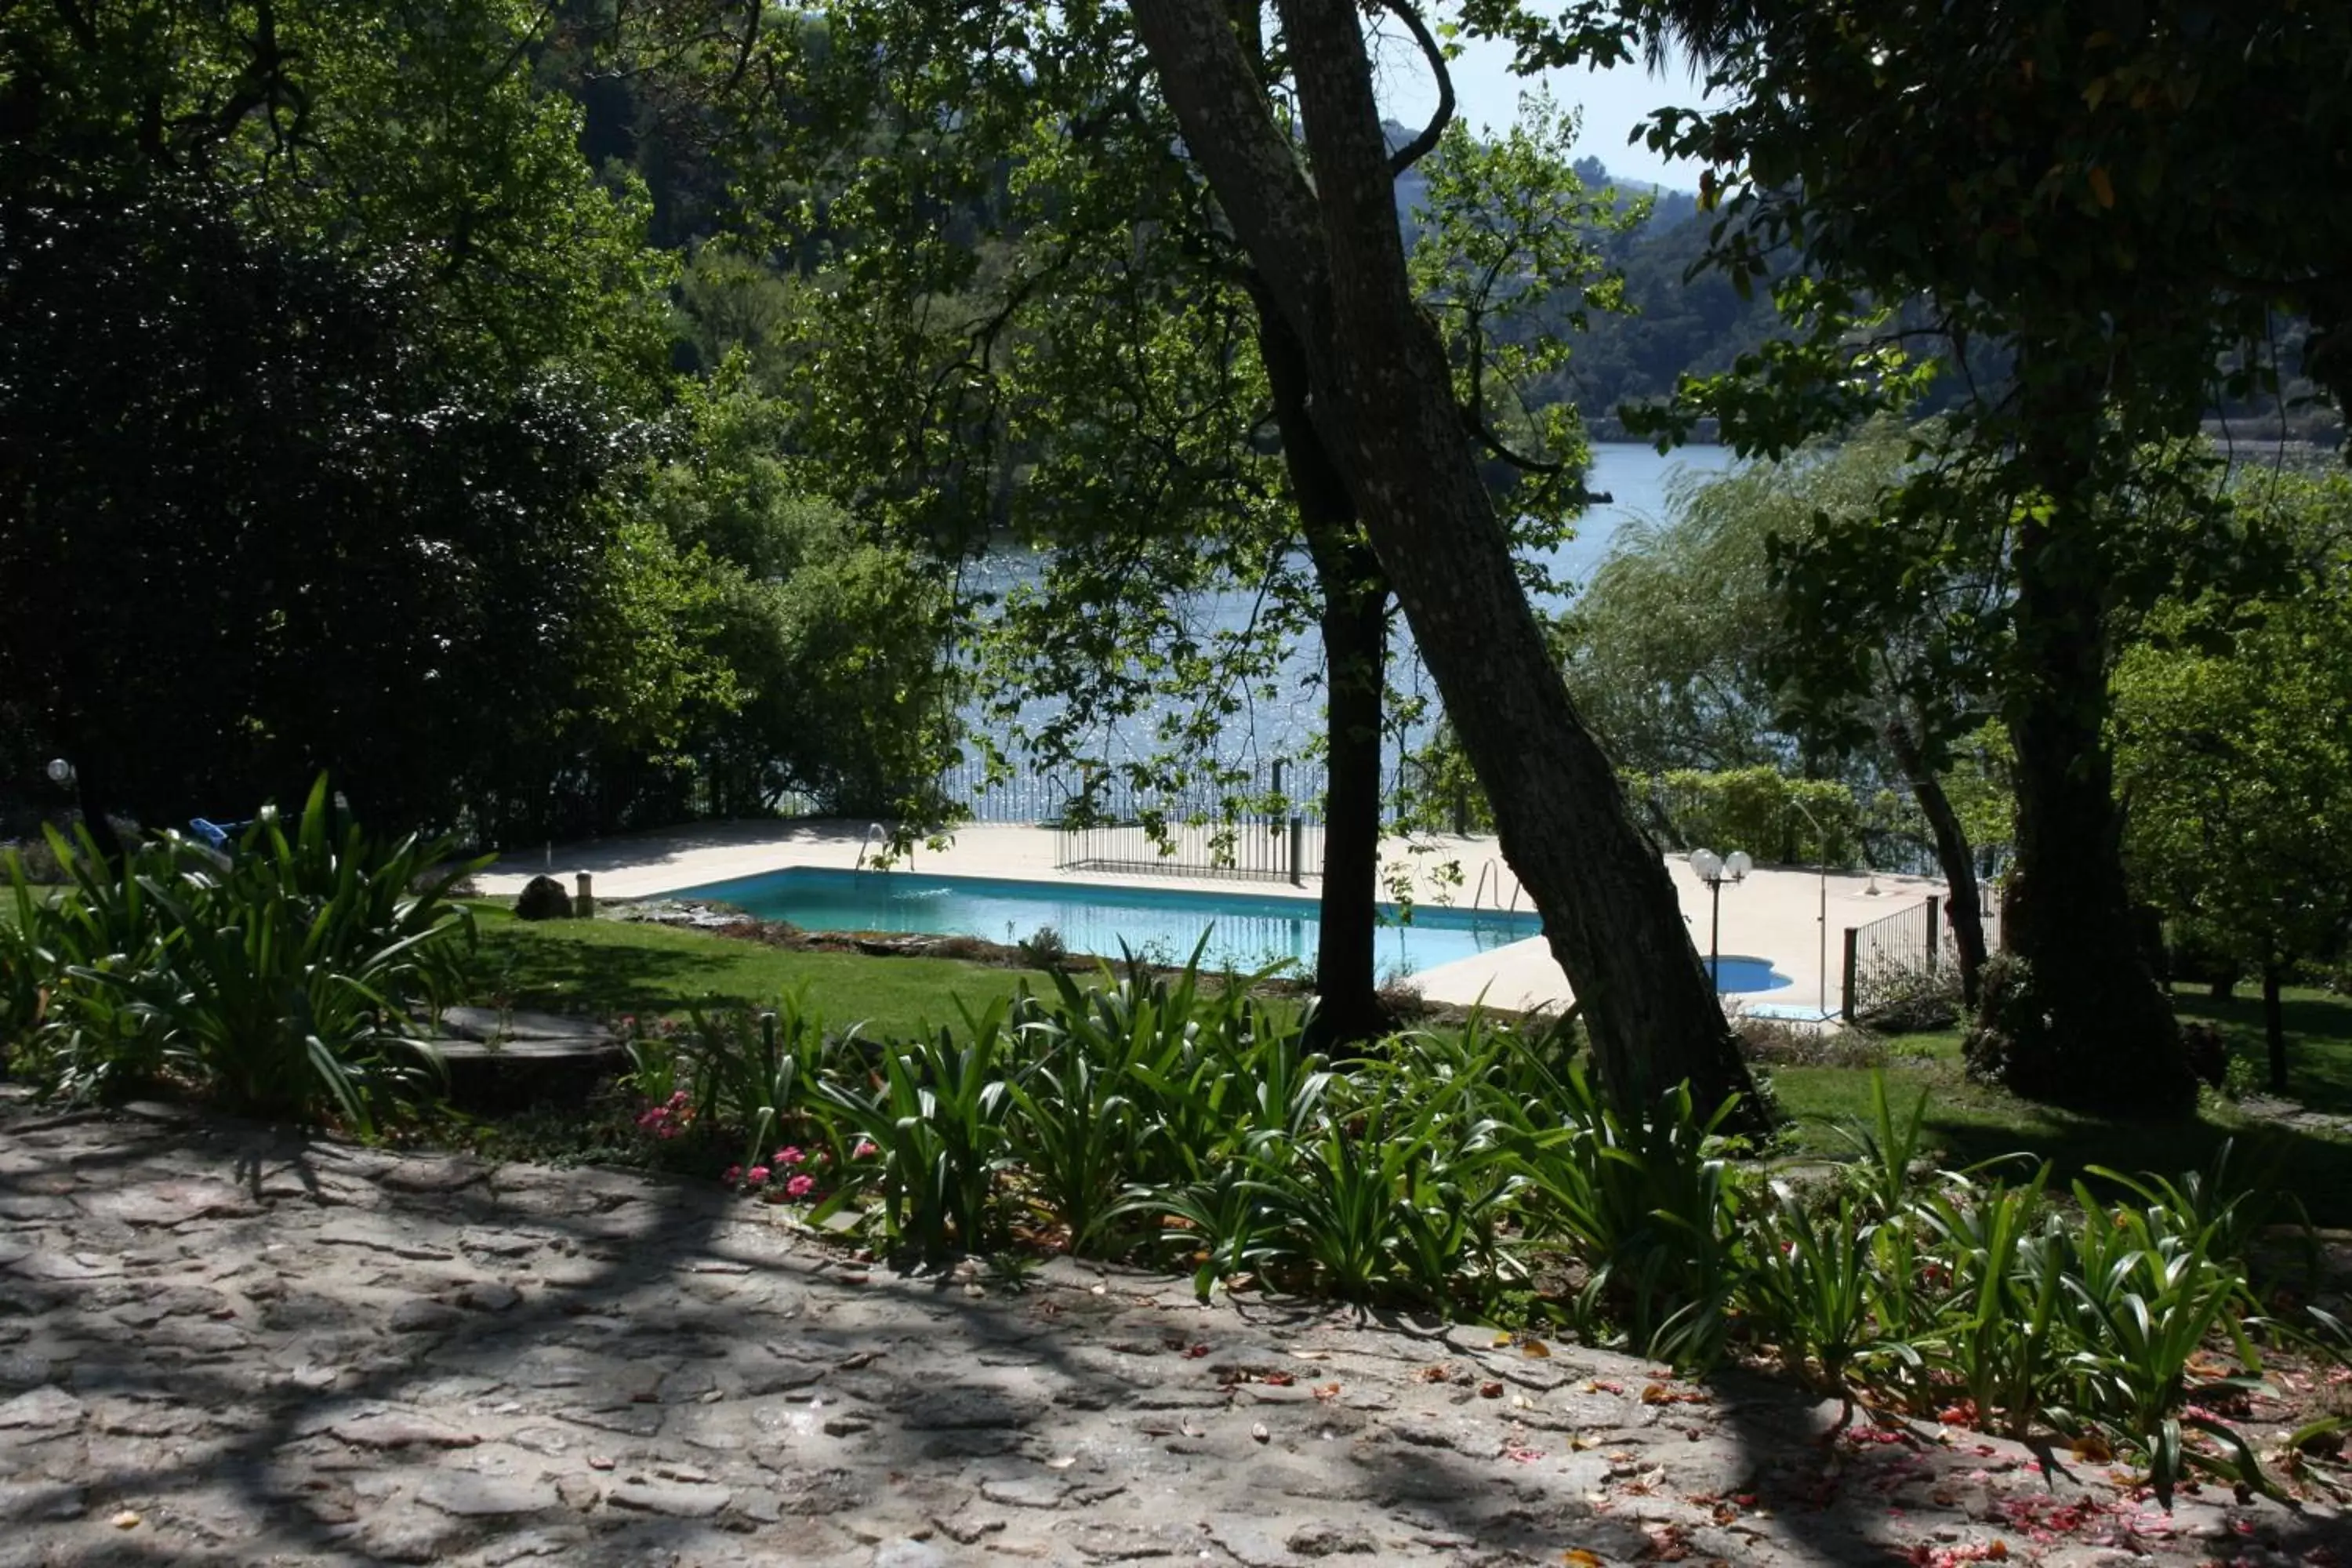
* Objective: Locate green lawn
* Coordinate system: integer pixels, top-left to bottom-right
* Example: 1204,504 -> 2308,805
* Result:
464,905 -> 1048,1040
1769,987 -> 2352,1221
2174,982 -> 2352,1116
0,886 -> 59,928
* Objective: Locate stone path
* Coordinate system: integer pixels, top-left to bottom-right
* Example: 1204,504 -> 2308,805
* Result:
2,1094 -> 2343,1567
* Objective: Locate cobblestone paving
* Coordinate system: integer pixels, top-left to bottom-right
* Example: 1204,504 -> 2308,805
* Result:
2,1092 -> 2343,1566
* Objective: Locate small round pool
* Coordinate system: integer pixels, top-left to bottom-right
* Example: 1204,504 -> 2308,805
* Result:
1707,955 -> 1792,994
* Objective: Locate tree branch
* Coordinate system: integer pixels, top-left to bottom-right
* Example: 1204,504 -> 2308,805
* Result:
1457,402 -> 1609,504
1381,0 -> 1452,178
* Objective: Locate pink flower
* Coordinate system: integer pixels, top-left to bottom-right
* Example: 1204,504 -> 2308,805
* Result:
775,1146 -> 805,1166
853,1140 -> 879,1159
746,1166 -> 771,1186
786,1174 -> 815,1200
668,1090 -> 689,1106
723,1165 -> 742,1185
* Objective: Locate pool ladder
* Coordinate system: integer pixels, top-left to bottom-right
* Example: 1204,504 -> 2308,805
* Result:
853,822 -> 889,871
1469,858 -> 1523,913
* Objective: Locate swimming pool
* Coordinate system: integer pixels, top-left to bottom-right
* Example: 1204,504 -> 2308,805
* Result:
662,867 -> 1541,978
1706,956 -> 1792,995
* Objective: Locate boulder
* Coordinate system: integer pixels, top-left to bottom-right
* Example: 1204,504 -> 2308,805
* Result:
514,876 -> 572,921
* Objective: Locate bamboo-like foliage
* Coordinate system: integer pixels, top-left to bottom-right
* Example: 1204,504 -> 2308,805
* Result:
637,961 -> 2332,1502
2,778 -> 481,1132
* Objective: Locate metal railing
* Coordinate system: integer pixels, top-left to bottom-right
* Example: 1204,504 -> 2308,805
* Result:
1838,890 -> 2002,1021
935,756 -> 1331,828
1057,816 -> 1323,885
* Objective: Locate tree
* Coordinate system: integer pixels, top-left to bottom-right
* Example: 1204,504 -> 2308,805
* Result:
618,4 -> 1646,1050
1561,419 -> 2008,1002
608,0 -> 1759,1112
1478,0 -> 2352,1110
624,364 -> 960,819
2114,473 -> 2352,1093
1109,0 -> 1757,1114
0,0 -> 680,843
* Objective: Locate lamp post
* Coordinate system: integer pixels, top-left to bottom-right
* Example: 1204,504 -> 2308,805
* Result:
1785,797 -> 1833,1021
1688,847 -> 1751,982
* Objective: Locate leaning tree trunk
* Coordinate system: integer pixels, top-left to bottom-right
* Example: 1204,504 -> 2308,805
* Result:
1963,363 -> 2190,1112
1882,717 -> 1986,1007
1127,0 -> 1760,1121
1254,286 -> 1393,1048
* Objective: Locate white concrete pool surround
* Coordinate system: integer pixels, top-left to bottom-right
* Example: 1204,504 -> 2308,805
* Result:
475,818 -> 1956,1018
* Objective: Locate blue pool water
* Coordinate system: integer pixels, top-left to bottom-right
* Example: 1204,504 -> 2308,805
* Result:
665,868 -> 1539,978
1706,956 -> 1792,994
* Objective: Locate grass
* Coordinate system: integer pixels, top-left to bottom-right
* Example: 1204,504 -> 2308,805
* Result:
464,904 -> 1047,1040
1769,989 -> 2352,1223
2174,982 -> 2352,1116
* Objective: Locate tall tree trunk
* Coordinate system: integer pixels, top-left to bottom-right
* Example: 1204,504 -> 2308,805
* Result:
1127,0 -> 1760,1121
1253,287 -> 1391,1048
1964,357 -> 2190,1112
2263,960 -> 2288,1094
1882,716 -> 1986,1007
1310,568 -> 1389,1045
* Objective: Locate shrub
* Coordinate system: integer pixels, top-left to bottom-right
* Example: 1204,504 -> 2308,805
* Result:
0,833 -> 68,884
1015,924 -> 1069,969
1733,1013 -> 1887,1068
1853,957 -> 1965,1033
602,952 -> 2307,1499
2,779 -> 481,1131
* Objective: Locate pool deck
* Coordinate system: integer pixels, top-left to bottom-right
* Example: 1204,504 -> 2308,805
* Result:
477,818 -> 1958,1018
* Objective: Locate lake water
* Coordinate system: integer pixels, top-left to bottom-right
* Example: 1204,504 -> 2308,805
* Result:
958,442 -> 1737,786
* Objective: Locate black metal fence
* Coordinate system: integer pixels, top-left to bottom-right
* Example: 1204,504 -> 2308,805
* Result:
1839,891 -> 2002,1021
1056,816 -> 1325,885
935,756 -> 1333,828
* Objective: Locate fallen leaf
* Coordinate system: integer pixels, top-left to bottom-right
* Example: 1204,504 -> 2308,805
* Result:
588,1456 -> 615,1472
111,1512 -> 142,1530
1642,1382 -> 1708,1406
1312,1383 -> 1341,1402
2071,1433 -> 2114,1462
1494,1331 -> 1515,1348
1263,1370 -> 1296,1387
1185,1344 -> 1211,1359
1563,1552 -> 1603,1567
1045,1456 -> 1076,1471
1480,1381 -> 1505,1399
1417,1363 -> 1453,1383
1522,1338 -> 1552,1359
